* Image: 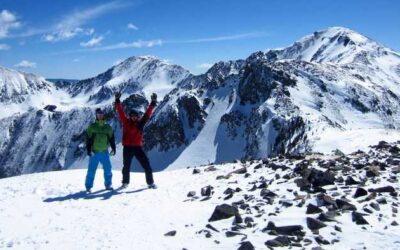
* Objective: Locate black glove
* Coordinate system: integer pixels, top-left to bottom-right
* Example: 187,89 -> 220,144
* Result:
87,150 -> 92,156
110,149 -> 116,156
115,92 -> 122,103
151,93 -> 157,105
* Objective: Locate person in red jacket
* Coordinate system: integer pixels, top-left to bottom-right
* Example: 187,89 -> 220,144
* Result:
115,92 -> 157,189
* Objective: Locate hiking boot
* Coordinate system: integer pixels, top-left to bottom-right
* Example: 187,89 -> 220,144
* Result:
121,183 -> 129,189
105,186 -> 114,191
86,188 -> 92,193
148,183 -> 157,189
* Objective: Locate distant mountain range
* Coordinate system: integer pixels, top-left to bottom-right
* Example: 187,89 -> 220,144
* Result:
1,27 -> 399,178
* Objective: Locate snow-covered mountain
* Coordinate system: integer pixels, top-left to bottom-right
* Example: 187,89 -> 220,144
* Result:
1,141 -> 399,249
144,27 -> 400,170
1,26 -> 400,177
266,26 -> 400,66
0,66 -> 51,104
68,55 -> 191,104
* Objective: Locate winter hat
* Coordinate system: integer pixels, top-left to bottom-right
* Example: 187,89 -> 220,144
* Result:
129,110 -> 140,117
95,108 -> 104,115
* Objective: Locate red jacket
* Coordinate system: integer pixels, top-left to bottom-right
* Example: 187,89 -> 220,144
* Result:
116,101 -> 156,146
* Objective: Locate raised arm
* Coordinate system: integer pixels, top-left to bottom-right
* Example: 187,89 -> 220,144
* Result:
115,93 -> 128,125
138,93 -> 157,129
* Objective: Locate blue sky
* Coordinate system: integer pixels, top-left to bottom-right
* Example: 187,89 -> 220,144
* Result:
0,0 -> 399,79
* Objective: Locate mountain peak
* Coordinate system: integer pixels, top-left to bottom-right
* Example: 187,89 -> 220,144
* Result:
266,26 -> 385,64
0,66 -> 50,103
310,26 -> 372,45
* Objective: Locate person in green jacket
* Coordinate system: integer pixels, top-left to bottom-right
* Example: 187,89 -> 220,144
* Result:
85,108 -> 116,192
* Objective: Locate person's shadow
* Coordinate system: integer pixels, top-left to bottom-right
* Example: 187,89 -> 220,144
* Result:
43,187 -> 148,202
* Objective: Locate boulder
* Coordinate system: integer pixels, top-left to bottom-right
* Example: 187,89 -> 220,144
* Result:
209,204 -> 239,222
306,217 -> 327,230
352,212 -> 369,225
306,204 -> 323,214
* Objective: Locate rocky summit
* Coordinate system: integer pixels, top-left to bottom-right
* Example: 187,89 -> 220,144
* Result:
183,140 -> 400,249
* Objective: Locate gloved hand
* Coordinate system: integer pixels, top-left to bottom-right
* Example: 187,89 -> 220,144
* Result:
87,151 -> 92,157
151,93 -> 157,105
110,149 -> 116,156
115,92 -> 122,103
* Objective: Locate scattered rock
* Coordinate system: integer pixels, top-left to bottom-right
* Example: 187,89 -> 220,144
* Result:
265,236 -> 291,247
369,186 -> 395,193
206,224 -> 219,232
353,187 -> 368,198
201,185 -> 214,196
205,166 -> 217,172
366,165 -> 380,177
334,225 -> 342,232
345,176 -> 360,185
209,204 -> 239,222
306,204 -> 323,214
164,230 -> 177,236
317,212 -> 337,222
187,191 -> 196,197
263,222 -> 304,236
225,231 -> 245,237
238,241 -> 255,250
315,235 -> 330,245
192,168 -> 201,174
352,211 -> 369,225
336,199 -> 357,211
232,167 -> 247,174
306,217 -> 327,230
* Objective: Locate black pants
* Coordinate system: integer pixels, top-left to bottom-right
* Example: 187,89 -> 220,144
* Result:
122,146 -> 154,185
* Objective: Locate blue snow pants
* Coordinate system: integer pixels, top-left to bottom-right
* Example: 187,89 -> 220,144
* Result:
85,152 -> 113,189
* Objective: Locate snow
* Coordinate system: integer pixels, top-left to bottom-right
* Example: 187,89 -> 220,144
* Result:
168,89 -> 231,169
1,156 -> 400,249
313,128 -> 400,154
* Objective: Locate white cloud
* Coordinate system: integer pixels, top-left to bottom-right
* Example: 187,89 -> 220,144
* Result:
43,2 -> 125,42
89,39 -> 162,51
197,63 -> 214,69
127,23 -> 138,30
0,10 -> 21,38
15,60 -> 37,68
166,32 -> 269,44
80,36 -> 104,47
0,43 -> 10,50
73,58 -> 80,62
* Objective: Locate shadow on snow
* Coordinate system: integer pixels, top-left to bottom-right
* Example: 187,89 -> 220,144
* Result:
43,187 -> 148,202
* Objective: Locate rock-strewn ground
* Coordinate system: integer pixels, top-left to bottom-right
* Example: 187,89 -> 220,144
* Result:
0,141 -> 399,249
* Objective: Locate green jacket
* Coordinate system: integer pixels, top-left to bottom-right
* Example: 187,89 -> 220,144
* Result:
86,120 -> 116,153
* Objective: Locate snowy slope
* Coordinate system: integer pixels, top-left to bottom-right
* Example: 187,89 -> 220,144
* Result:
267,26 -> 400,65
0,66 -> 51,104
1,141 -> 400,249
